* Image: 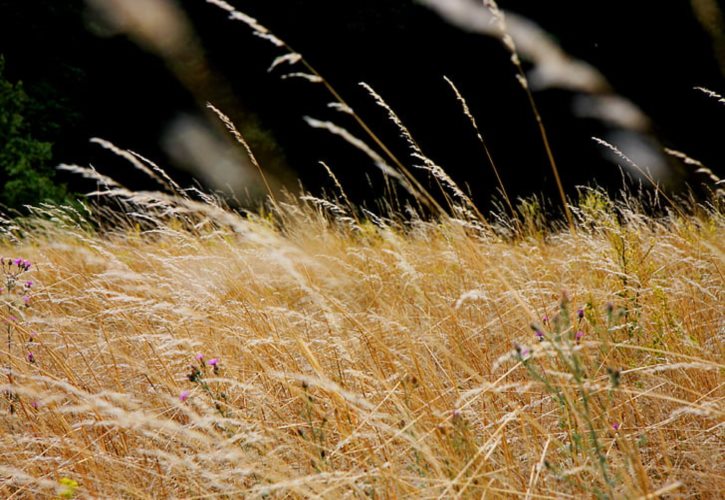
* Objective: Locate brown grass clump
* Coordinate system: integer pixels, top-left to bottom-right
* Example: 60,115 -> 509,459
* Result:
0,188 -> 722,498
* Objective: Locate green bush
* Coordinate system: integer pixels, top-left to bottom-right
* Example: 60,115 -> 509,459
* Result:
0,56 -> 69,209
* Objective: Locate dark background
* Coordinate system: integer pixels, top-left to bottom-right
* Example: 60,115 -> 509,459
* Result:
1,0 -> 723,212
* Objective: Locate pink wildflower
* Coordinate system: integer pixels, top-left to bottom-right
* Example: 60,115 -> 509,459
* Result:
208,358 -> 219,367
179,390 -> 191,402
515,344 -> 531,359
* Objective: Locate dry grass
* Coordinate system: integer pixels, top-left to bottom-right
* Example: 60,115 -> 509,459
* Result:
1,2 -> 723,497
0,188 -> 722,498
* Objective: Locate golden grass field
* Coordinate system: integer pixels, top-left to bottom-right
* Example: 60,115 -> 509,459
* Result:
0,1 -> 723,497
0,189 -> 722,498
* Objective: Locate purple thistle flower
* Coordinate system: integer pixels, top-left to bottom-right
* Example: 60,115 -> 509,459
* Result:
30,401 -> 39,409
27,352 -> 35,363
13,258 -> 22,267
577,307 -> 585,319
535,330 -> 544,341
24,281 -> 33,288
208,358 -> 220,367
515,343 -> 531,359
575,331 -> 584,342
22,295 -> 30,305
179,390 -> 191,402
612,422 -> 620,431
542,315 -> 549,324
195,353 -> 204,361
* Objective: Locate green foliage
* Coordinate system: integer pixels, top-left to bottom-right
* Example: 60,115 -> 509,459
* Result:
0,56 -> 69,209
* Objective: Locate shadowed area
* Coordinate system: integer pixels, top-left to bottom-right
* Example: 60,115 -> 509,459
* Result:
0,0 -> 723,211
